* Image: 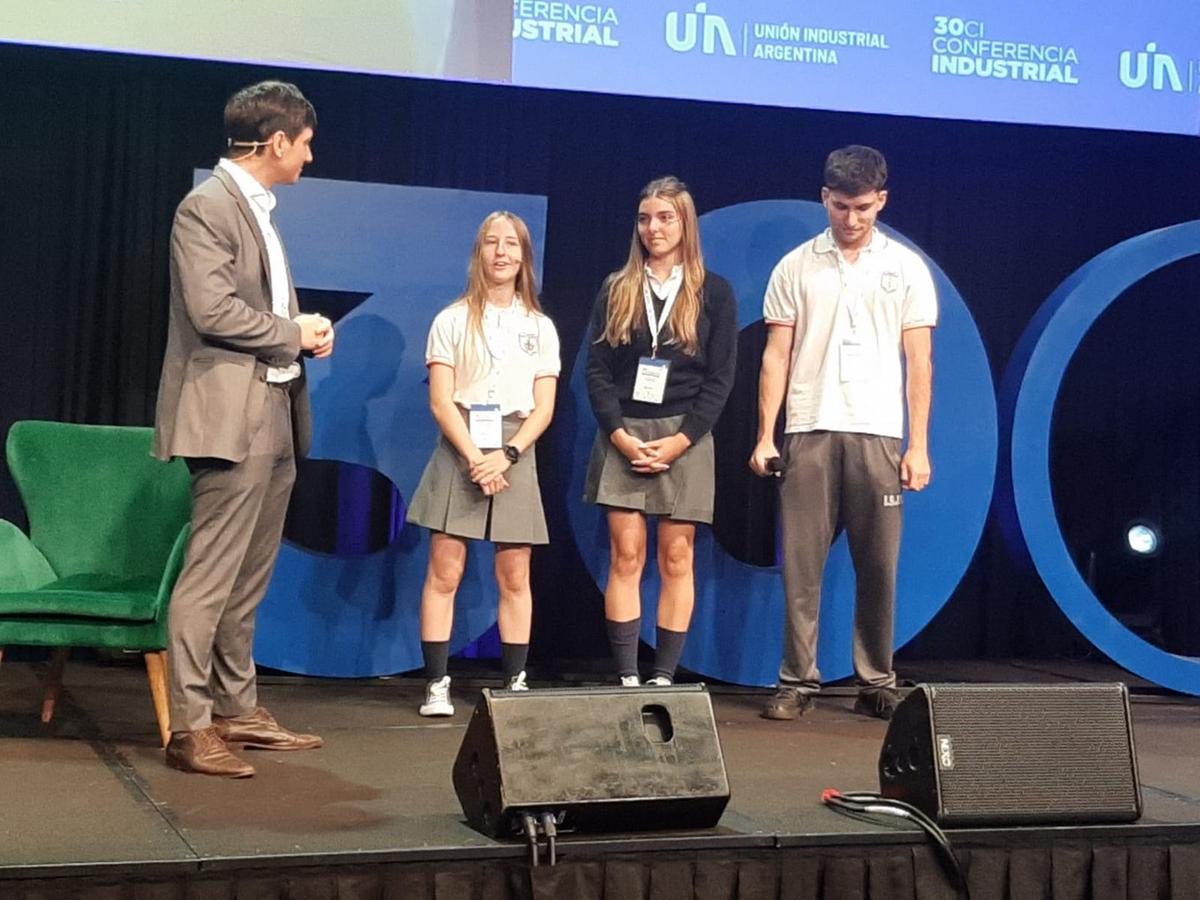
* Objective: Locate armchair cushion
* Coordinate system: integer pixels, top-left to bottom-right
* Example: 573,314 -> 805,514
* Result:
0,519 -> 55,592
0,574 -> 160,620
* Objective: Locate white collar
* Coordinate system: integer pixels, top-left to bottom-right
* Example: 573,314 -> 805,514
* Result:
485,294 -> 524,310
217,158 -> 277,214
644,263 -> 683,292
813,227 -> 888,256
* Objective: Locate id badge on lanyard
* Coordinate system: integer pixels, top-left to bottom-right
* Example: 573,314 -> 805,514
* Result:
634,279 -> 678,404
633,358 -> 670,403
468,404 -> 503,450
468,306 -> 508,448
839,340 -> 868,383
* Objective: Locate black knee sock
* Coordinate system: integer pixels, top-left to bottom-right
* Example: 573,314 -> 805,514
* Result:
605,617 -> 641,678
422,640 -> 450,681
501,642 -> 529,680
652,626 -> 688,681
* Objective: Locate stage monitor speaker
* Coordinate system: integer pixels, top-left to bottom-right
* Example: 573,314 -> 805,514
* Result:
452,685 -> 730,837
879,682 -> 1142,827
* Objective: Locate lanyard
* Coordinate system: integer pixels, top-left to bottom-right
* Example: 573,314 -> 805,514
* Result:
483,305 -> 508,361
479,305 -> 510,403
641,277 -> 682,358
836,255 -> 867,334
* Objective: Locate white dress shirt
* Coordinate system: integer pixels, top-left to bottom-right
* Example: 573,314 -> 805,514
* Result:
217,158 -> 301,383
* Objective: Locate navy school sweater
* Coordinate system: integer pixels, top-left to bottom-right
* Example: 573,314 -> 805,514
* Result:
585,271 -> 738,445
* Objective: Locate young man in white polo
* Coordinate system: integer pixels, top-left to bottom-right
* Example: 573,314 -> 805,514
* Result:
750,145 -> 936,721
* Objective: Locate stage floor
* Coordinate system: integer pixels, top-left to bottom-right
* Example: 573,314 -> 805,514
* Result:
1,658 -> 1199,887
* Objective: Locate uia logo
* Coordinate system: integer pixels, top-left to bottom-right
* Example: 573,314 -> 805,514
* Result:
666,2 -> 736,56
1119,42 -> 1198,93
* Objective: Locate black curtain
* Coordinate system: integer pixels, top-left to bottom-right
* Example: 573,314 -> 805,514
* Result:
2,841 -> 1197,899
3,43 -> 1199,667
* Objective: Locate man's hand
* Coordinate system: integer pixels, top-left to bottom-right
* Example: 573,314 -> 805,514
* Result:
470,449 -> 512,486
901,447 -> 932,491
749,438 -> 781,477
295,314 -> 333,355
635,433 -> 691,473
311,322 -> 335,358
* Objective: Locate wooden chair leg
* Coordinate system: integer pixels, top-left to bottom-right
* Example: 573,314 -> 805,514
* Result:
0,647 -> 5,666
41,647 -> 69,723
144,650 -> 171,748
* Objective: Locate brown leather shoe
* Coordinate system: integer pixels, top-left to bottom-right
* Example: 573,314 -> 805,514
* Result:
761,685 -> 814,721
212,706 -> 323,751
165,726 -> 254,778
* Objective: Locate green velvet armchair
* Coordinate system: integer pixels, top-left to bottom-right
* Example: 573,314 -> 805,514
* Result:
0,421 -> 191,746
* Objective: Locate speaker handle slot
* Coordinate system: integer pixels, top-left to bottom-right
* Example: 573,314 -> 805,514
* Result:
641,704 -> 675,743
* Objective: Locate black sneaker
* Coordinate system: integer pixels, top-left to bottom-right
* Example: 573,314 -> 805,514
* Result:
854,688 -> 899,720
761,686 -> 814,720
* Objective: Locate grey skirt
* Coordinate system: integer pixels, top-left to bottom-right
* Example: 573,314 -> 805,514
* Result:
583,414 -> 715,523
407,415 -> 548,544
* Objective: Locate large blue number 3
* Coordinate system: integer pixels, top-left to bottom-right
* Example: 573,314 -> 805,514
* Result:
243,175 -> 548,676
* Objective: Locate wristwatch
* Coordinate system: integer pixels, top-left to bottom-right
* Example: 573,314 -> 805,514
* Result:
503,444 -> 520,464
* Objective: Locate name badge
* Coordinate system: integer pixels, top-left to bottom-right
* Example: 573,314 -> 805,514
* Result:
839,339 -> 870,383
632,357 -> 671,404
468,403 -> 503,449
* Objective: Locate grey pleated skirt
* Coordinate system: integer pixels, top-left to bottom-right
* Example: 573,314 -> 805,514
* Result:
583,414 -> 715,523
407,416 -> 549,544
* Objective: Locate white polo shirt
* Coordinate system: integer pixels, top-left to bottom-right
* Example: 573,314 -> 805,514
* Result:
763,228 -> 937,439
425,296 -> 561,417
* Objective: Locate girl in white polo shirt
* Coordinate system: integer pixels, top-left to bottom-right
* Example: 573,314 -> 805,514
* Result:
406,211 -> 560,716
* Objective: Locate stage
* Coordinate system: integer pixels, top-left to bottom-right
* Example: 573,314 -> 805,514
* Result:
1,659 -> 1199,899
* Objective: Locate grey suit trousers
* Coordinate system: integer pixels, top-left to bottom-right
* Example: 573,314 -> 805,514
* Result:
777,431 -> 903,693
168,384 -> 297,732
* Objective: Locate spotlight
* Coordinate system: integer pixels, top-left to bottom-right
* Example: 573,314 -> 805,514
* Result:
1125,521 -> 1162,557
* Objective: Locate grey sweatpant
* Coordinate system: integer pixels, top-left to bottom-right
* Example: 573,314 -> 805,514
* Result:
778,431 -> 902,693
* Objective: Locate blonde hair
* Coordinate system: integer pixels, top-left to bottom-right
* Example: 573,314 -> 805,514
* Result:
457,211 -> 543,381
598,176 -> 704,355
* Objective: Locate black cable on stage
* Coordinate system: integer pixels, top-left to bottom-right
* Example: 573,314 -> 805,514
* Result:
822,789 -> 971,899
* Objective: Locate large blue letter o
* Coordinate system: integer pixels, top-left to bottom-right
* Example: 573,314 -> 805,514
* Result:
564,200 -> 996,686
1006,220 -> 1200,695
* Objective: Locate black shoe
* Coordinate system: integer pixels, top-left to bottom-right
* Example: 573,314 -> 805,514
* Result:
761,686 -> 814,721
854,688 -> 899,720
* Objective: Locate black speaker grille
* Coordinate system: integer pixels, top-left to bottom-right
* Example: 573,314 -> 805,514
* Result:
930,684 -> 1138,822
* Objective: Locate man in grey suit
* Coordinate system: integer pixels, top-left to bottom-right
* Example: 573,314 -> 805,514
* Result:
154,81 -> 334,777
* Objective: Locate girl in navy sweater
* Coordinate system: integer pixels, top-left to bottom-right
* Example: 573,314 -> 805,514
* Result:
584,176 -> 737,685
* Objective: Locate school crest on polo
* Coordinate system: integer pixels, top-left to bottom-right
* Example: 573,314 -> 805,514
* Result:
880,270 -> 900,293
518,331 -> 539,355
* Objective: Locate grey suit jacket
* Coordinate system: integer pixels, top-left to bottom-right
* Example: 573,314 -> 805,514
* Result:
154,167 -> 313,462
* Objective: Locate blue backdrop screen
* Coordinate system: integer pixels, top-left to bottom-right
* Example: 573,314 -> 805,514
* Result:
5,2 -> 1199,135
513,1 -> 1200,136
